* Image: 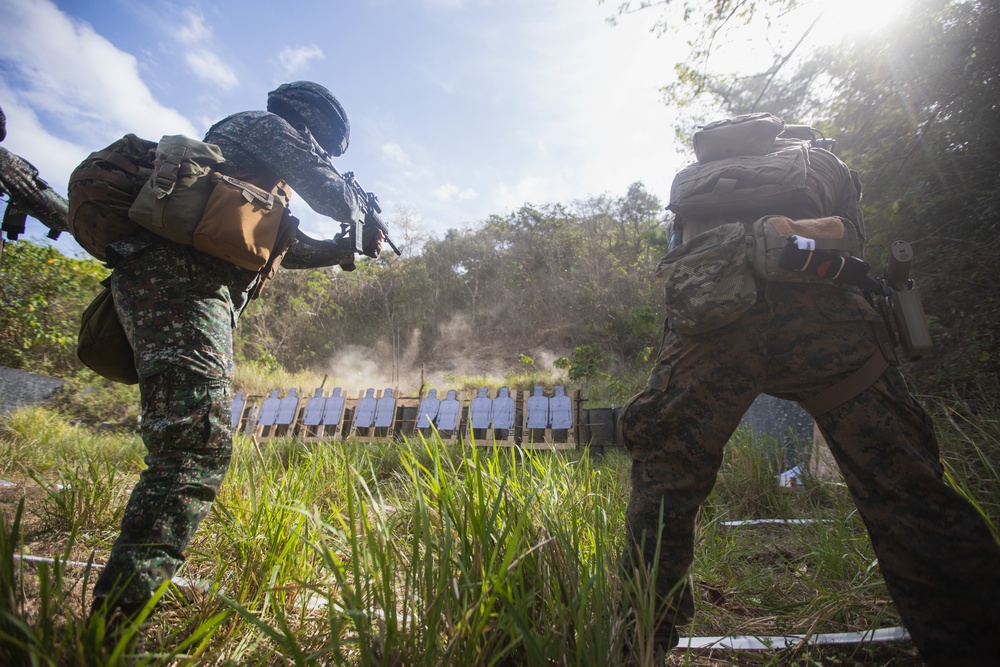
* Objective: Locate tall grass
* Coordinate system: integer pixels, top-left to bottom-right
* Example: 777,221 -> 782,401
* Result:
1,389 -> 996,665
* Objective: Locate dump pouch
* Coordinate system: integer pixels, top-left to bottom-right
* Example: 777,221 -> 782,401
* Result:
692,113 -> 785,163
76,283 -> 138,385
656,222 -> 757,334
193,174 -> 291,271
749,215 -> 862,284
128,134 -> 224,243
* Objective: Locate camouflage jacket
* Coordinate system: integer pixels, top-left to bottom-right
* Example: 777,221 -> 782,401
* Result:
205,110 -> 359,269
109,110 -> 360,271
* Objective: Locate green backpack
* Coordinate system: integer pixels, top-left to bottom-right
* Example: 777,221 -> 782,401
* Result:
67,133 -> 157,261
666,114 -> 863,278
669,114 -> 814,220
67,134 -> 224,260
68,134 -> 224,384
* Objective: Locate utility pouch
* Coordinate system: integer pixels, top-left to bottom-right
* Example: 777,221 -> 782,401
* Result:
128,135 -> 225,243
656,222 -> 757,333
76,283 -> 138,385
194,174 -> 292,271
693,113 -> 785,163
750,215 -> 862,284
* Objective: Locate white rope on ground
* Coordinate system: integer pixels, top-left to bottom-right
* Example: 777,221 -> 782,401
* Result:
720,518 -> 832,526
12,554 -> 910,649
14,553 -> 102,569
680,627 -> 910,650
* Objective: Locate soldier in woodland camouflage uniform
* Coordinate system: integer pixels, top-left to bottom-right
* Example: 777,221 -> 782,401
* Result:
620,143 -> 1000,665
0,105 -> 69,239
91,82 -> 383,619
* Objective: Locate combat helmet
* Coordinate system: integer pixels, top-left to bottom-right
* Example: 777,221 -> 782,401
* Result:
267,81 -> 350,156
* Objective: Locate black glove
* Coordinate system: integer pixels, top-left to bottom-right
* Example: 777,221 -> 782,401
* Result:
362,218 -> 383,258
281,229 -> 356,270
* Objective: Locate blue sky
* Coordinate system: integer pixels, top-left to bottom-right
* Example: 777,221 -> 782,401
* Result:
1,0 -> 694,256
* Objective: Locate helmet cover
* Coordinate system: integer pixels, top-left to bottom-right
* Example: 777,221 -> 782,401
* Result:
267,81 -> 350,156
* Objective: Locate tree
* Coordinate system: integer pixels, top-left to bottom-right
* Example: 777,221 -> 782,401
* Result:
0,239 -> 108,376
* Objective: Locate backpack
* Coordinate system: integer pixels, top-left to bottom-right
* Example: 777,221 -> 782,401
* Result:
67,133 -> 290,270
664,114 -> 864,290
67,133 -> 156,261
68,133 -> 227,260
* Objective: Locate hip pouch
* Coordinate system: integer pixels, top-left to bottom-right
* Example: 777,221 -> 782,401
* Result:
656,222 -> 757,334
750,215 -> 862,284
194,174 -> 292,271
77,282 -> 138,385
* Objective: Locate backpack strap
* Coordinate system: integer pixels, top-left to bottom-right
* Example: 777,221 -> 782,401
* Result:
96,149 -> 146,176
249,207 -> 299,300
798,352 -> 888,417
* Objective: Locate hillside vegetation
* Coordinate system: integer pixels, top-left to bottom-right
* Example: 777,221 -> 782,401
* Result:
2,397 -> 996,665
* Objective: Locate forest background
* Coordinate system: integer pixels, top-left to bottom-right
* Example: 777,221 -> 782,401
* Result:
1,0 -> 997,411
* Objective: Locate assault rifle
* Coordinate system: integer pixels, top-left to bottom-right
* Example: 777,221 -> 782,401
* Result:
309,133 -> 402,259
341,170 -> 401,258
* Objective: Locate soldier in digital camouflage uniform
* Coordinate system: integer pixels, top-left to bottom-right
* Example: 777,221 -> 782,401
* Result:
91,82 -> 384,619
0,105 -> 70,240
620,139 -> 1000,665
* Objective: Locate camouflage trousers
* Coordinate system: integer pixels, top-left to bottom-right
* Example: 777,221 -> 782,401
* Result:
93,241 -> 254,609
620,281 -> 1000,665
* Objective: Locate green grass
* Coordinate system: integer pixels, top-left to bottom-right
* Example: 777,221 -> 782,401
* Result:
1,392 -> 996,666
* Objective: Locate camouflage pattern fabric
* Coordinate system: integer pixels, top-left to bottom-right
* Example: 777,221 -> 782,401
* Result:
655,222 -> 756,333
93,106 -> 362,610
0,145 -> 69,232
92,238 -> 253,607
207,110 -> 358,269
620,281 -> 1000,665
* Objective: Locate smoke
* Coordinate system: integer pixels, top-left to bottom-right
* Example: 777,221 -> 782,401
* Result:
321,316 -> 568,398
324,345 -> 396,397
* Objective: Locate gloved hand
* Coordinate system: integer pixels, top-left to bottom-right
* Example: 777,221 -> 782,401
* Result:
362,221 -> 384,258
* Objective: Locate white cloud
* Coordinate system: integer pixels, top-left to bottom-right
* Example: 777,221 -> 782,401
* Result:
431,183 -> 475,202
277,45 -> 324,76
478,0 -> 683,214
495,175 -> 548,211
178,9 -> 211,44
0,0 -> 198,142
0,87 -> 87,194
432,184 -> 459,200
0,0 -> 202,251
171,8 -> 239,89
381,142 -> 412,167
423,0 -> 467,9
184,51 -> 239,90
